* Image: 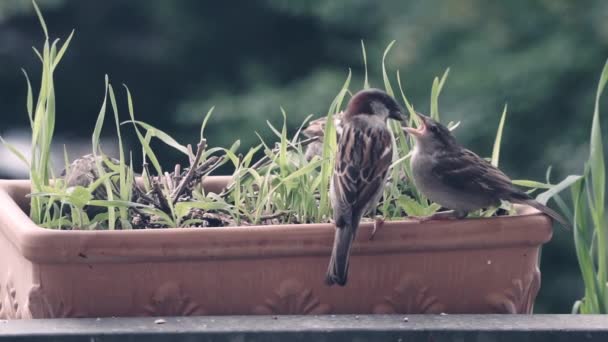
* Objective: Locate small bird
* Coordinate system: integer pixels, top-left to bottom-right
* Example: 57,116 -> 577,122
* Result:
302,111 -> 344,161
326,88 -> 405,286
404,112 -> 569,228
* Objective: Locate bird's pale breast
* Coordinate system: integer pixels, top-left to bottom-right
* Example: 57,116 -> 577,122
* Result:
410,149 -> 492,212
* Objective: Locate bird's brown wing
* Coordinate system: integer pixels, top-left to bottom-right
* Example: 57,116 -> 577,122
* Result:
333,122 -> 393,225
430,148 -> 524,200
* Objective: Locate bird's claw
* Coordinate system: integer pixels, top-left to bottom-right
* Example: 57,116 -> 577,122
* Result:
369,216 -> 385,240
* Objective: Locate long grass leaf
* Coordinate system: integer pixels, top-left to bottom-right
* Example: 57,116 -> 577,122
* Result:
125,120 -> 189,156
32,0 -> 49,39
430,68 -> 450,122
571,177 -> 601,313
512,179 -> 552,189
0,136 -> 30,167
123,84 -> 163,175
536,175 -> 583,205
381,40 -> 396,96
590,58 -> 608,309
21,69 -> 34,128
200,106 -> 215,141
396,70 -> 415,118
92,76 -> 109,154
291,114 -> 313,145
279,107 -> 289,177
108,84 -> 130,226
361,40 -> 369,89
52,29 -> 74,70
88,200 -> 148,208
91,76 -> 117,229
491,104 -> 508,167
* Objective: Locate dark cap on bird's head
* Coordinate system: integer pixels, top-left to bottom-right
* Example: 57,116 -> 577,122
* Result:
345,88 -> 405,122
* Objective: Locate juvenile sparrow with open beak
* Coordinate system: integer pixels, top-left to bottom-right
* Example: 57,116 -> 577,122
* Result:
326,88 -> 405,286
404,112 -> 569,228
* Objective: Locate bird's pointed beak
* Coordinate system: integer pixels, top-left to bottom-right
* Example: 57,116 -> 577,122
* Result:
403,111 -> 426,137
389,110 -> 406,122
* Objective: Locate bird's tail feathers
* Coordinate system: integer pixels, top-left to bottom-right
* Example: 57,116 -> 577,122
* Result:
517,199 -> 571,230
325,225 -> 355,286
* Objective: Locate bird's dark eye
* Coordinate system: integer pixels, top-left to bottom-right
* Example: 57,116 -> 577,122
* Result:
429,125 -> 438,133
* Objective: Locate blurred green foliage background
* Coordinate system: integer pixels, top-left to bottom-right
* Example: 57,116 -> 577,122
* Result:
1,0 -> 608,313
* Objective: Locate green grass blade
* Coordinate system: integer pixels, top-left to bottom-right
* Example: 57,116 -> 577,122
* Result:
141,130 -> 163,175
50,38 -> 58,65
21,69 -> 34,128
438,67 -> 450,91
536,175 -> 583,206
125,120 -> 189,156
199,106 -> 215,141
0,136 -> 30,167
92,75 -> 109,154
91,76 -> 117,230
381,40 -> 396,96
361,40 -> 369,89
32,47 -> 43,63
512,179 -> 552,189
32,0 -> 49,39
571,177 -> 601,313
108,84 -> 130,227
88,199 -> 148,208
491,104 -> 508,167
291,114 -> 313,145
396,70 -> 415,118
279,108 -> 289,177
52,29 -> 74,71
266,120 -> 282,140
123,84 -> 163,175
430,77 -> 440,120
430,68 -> 450,122
590,58 -> 608,307
277,159 -> 322,185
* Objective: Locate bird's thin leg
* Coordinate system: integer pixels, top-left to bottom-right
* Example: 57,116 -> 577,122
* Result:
369,215 -> 385,240
411,210 -> 467,222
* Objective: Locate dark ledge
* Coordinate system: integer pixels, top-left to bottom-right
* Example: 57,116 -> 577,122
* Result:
1,314 -> 607,342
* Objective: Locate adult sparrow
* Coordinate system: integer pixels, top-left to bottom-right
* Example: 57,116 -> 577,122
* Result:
326,88 -> 405,286
404,112 -> 569,228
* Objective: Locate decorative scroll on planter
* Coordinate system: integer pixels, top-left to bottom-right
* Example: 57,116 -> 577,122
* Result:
0,277 -> 19,319
25,285 -> 84,319
486,270 -> 541,314
143,282 -> 206,316
373,274 -> 445,314
253,279 -> 331,315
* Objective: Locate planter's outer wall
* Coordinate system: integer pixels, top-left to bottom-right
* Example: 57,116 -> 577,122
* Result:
0,178 -> 552,319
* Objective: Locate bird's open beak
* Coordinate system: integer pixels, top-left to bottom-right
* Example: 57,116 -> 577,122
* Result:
403,112 -> 426,137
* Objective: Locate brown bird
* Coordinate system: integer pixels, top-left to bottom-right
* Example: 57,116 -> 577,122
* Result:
404,112 -> 569,228
302,111 -> 344,161
326,88 -> 405,286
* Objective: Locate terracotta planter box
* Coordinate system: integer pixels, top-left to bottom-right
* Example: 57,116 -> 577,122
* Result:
0,178 -> 552,319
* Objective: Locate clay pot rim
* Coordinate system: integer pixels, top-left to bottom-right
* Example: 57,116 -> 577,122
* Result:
0,178 -> 553,264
